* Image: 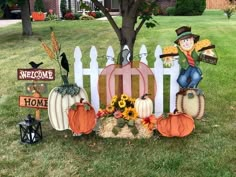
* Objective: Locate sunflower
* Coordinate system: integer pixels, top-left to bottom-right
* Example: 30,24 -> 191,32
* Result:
128,97 -> 136,105
111,100 -> 116,106
112,95 -> 118,101
123,107 -> 138,120
121,94 -> 129,100
118,100 -> 126,108
106,105 -> 115,113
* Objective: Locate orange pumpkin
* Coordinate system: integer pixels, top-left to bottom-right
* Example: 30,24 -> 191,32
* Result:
156,112 -> 195,137
68,98 -> 96,134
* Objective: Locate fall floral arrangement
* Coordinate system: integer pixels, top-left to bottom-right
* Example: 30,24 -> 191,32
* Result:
97,94 -> 156,138
97,94 -> 139,135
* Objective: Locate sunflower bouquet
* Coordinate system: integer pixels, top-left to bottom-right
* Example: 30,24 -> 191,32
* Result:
97,94 -> 153,138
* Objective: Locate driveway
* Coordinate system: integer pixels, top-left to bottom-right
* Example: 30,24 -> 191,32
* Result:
0,20 -> 21,27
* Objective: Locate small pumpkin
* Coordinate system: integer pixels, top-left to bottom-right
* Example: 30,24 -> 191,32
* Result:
68,98 -> 96,134
156,112 -> 195,137
176,88 -> 205,119
134,94 -> 153,118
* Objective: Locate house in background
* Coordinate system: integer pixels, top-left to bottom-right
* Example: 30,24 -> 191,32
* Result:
2,0 -> 232,19
29,0 -> 230,17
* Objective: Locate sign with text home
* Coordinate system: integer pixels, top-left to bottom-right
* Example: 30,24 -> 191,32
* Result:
19,96 -> 48,109
17,69 -> 55,81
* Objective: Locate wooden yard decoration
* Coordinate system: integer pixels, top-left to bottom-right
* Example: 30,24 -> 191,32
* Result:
98,61 -> 156,107
160,26 -> 218,119
17,63 -> 54,120
39,27 -> 90,132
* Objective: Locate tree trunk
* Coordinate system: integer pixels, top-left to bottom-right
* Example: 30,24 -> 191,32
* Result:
20,0 -> 32,36
120,16 -> 136,64
119,0 -> 140,63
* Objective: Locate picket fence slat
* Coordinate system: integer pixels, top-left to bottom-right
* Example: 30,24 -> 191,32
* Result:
74,44 -> 180,116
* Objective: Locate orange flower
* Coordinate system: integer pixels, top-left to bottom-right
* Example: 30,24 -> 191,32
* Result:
142,115 -> 156,130
106,105 -> 115,113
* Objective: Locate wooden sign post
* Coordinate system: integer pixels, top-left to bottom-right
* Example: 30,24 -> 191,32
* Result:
17,68 -> 55,120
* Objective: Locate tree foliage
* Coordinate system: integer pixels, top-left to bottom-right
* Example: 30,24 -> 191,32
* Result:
90,0 -> 159,63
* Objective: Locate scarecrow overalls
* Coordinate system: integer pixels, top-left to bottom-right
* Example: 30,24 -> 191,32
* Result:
177,47 -> 202,88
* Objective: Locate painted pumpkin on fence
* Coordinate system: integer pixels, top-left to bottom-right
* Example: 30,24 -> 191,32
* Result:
68,99 -> 96,134
156,112 -> 195,137
48,85 -> 88,131
134,94 -> 153,118
176,88 -> 205,119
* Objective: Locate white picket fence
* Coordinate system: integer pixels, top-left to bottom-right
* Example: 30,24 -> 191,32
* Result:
74,44 -> 180,116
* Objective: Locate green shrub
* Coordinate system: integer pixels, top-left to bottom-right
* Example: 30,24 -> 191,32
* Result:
166,6 -> 176,16
74,13 -> 82,20
34,0 -> 45,12
95,11 -> 105,18
45,13 -> 59,21
175,0 -> 206,16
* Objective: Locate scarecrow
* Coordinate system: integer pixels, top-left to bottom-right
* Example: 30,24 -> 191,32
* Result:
160,26 -> 218,119
161,26 -> 218,89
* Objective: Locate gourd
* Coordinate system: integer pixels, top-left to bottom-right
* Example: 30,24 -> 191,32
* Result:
68,98 -> 96,134
176,88 -> 205,119
134,94 -> 153,118
156,112 -> 195,137
48,85 -> 88,131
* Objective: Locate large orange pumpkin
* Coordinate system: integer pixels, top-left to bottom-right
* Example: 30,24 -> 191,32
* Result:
156,112 -> 195,137
68,98 -> 96,134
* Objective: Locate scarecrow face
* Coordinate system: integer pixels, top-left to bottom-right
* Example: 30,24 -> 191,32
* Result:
179,37 -> 194,51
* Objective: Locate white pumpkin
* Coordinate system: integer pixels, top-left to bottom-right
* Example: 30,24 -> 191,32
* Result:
176,88 -> 205,119
48,86 -> 88,131
134,94 -> 153,118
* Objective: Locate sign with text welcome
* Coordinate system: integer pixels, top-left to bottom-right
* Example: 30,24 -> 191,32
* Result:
19,96 -> 48,109
17,69 -> 55,81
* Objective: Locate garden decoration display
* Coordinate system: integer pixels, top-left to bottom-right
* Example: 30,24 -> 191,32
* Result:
17,62 -> 54,120
160,26 -> 218,119
40,27 -> 88,131
96,94 -> 156,139
68,98 -> 96,134
156,111 -> 195,137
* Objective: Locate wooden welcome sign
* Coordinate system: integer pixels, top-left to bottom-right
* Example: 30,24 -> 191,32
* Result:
17,67 -> 54,120
17,69 -> 55,81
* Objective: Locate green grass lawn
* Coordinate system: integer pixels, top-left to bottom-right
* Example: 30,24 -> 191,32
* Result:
0,10 -> 236,177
